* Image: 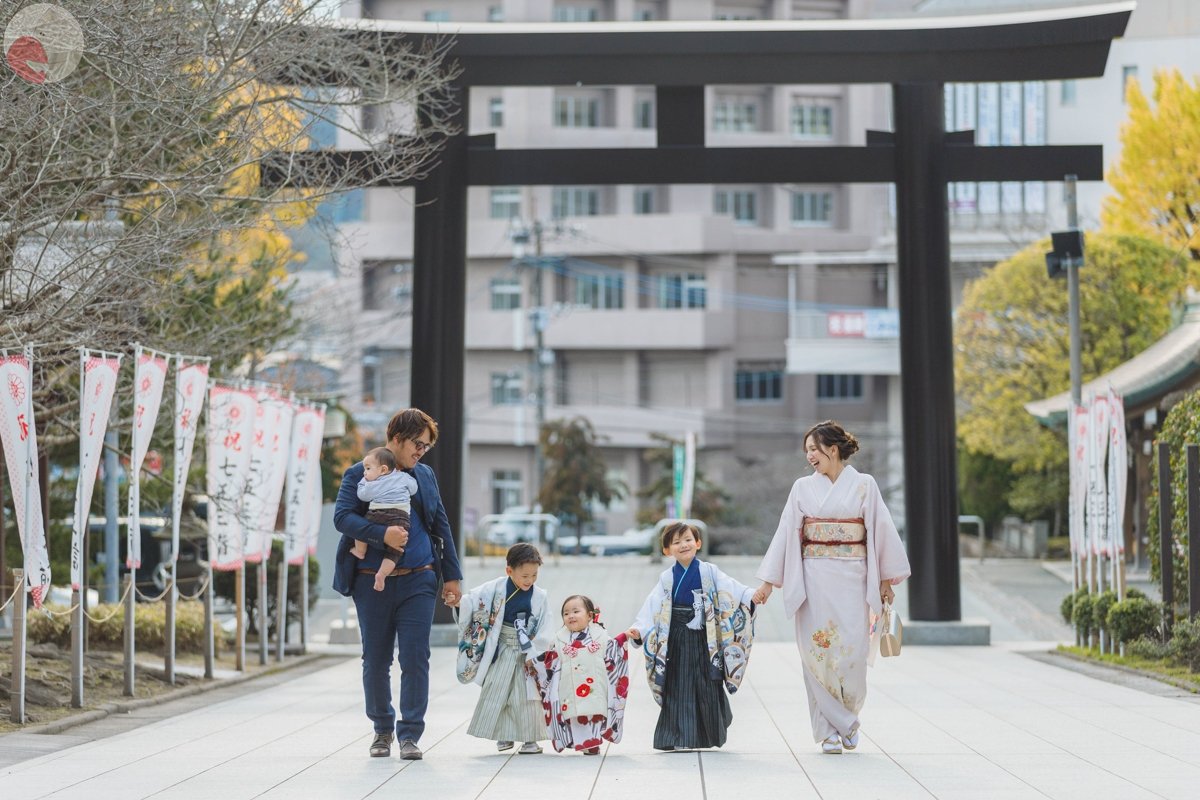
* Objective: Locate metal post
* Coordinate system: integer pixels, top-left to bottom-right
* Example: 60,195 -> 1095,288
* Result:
1158,442 -> 1175,637
164,570 -> 176,684
104,430 -> 119,603
1064,174 -> 1085,645
892,82 -> 960,621
298,552 -> 309,654
411,82 -> 468,626
235,565 -> 245,671
1189,444 -> 1200,619
123,573 -> 135,696
11,569 -> 25,724
276,558 -> 288,662
258,562 -> 268,666
71,588 -> 84,707
203,563 -> 215,679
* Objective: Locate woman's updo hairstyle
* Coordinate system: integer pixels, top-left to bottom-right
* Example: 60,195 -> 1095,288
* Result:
804,420 -> 860,460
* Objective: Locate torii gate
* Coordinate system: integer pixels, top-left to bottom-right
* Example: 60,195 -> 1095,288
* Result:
268,3 -> 1133,622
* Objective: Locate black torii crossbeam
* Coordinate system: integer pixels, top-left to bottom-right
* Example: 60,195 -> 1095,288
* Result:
267,4 -> 1133,622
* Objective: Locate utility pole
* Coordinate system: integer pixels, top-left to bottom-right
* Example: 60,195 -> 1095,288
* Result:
530,217 -> 547,549
1065,174 -> 1087,646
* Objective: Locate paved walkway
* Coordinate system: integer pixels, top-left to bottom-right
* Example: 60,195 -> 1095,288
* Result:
4,557 -> 1199,799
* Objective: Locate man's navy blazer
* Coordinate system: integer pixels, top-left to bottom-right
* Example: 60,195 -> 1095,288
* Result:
331,460 -> 463,596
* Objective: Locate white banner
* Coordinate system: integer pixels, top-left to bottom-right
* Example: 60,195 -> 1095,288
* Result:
127,345 -> 168,569
71,352 -> 121,590
1069,404 -> 1088,557
1108,387 -> 1127,558
253,393 -> 294,564
307,407 -> 326,557
1087,395 -> 1110,557
240,392 -> 273,564
170,358 -> 209,565
284,406 -> 325,564
206,384 -> 256,570
0,348 -> 51,605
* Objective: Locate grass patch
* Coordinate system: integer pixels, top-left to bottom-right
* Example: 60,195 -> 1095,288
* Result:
1058,644 -> 1200,691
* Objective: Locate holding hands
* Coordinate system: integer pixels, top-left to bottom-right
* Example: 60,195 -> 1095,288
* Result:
442,580 -> 462,607
752,581 -> 774,606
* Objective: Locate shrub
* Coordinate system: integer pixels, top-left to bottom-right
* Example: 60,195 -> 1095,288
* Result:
1062,586 -> 1088,625
1168,617 -> 1200,671
1126,586 -> 1147,600
1128,636 -> 1170,660
1107,597 -> 1161,644
27,600 -> 209,652
1073,591 -> 1095,640
1093,590 -> 1117,634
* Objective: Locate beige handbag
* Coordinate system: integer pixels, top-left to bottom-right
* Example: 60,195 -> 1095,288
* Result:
879,601 -> 902,657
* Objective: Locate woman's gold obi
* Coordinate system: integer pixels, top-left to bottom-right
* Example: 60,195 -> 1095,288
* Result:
801,518 -> 867,559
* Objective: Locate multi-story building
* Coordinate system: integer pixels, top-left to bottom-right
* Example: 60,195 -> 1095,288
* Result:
300,0 -> 1192,546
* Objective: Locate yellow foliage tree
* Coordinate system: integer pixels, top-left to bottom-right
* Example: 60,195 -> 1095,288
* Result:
1103,68 -> 1200,270
956,233 -> 1184,511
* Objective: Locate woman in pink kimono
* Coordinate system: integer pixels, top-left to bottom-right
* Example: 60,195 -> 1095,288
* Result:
753,420 -> 910,754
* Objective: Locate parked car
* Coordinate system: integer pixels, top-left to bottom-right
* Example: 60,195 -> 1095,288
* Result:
90,513 -> 208,598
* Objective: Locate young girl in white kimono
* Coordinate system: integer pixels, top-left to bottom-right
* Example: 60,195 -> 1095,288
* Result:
754,420 -> 910,754
627,523 -> 757,751
454,542 -> 550,754
531,595 -> 630,755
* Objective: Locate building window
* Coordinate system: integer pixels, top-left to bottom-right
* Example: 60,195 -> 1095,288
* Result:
487,5 -> 504,21
714,5 -> 762,20
555,95 -> 600,128
1060,80 -> 1076,106
491,371 -> 523,405
634,3 -> 658,21
714,189 -> 757,224
655,273 -> 706,309
553,186 -> 600,217
713,96 -> 759,132
490,277 -> 521,310
488,97 -> 504,127
423,10 -> 450,21
362,349 -> 381,405
817,374 -> 864,401
553,5 -> 598,21
634,98 -> 654,129
735,364 -> 783,402
790,191 -> 833,226
572,272 -> 624,309
790,103 -> 833,139
1122,65 -> 1138,102
633,186 -> 657,215
491,469 -> 523,514
490,186 -> 521,220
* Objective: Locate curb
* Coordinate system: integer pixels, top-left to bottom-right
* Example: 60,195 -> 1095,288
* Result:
13,652 -> 330,736
1048,648 -> 1200,694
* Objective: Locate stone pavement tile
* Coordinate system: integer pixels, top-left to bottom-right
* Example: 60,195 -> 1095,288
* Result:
700,752 -> 821,798
589,752 -> 703,799
890,753 -> 1047,798
794,751 -> 937,800
986,753 -> 1163,800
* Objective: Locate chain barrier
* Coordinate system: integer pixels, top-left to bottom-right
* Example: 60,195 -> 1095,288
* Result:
176,572 -> 212,601
82,580 -> 135,624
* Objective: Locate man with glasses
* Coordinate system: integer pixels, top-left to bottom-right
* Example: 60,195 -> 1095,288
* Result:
333,408 -> 464,760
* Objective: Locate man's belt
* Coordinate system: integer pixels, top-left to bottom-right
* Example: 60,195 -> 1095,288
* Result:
358,564 -> 434,578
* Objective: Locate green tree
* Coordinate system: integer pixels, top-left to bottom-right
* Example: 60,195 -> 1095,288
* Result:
955,232 -> 1184,514
636,433 -> 729,527
538,418 -> 625,546
1103,69 -> 1200,271
1148,388 -> 1200,611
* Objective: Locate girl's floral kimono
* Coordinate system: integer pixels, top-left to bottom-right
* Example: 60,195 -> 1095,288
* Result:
756,465 -> 911,743
531,622 -> 630,753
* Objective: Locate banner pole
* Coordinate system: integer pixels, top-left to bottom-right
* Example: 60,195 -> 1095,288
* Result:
203,563 -> 215,679
165,570 -> 176,684
123,573 -> 135,696
11,568 -> 26,724
276,550 -> 288,662
299,552 -> 309,654
71,350 -> 85,708
236,565 -> 246,672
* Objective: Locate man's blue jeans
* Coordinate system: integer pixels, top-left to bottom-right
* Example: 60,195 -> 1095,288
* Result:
352,568 -> 437,741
